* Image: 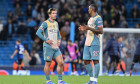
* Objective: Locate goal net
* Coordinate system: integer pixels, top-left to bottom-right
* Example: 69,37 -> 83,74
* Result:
100,28 -> 140,75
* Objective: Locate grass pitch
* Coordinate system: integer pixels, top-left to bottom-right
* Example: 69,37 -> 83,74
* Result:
0,75 -> 140,84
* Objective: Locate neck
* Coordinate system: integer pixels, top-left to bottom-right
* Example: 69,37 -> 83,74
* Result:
91,12 -> 96,17
49,18 -> 54,22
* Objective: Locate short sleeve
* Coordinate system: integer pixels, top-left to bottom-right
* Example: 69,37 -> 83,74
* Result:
15,45 -> 18,50
39,22 -> 47,31
95,17 -> 103,27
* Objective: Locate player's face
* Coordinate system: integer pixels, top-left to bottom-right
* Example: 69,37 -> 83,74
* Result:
68,41 -> 72,46
49,11 -> 57,20
118,37 -> 122,42
119,37 -> 122,42
88,6 -> 93,15
16,41 -> 19,44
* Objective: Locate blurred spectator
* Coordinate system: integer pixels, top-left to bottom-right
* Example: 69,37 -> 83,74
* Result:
26,5 -> 32,17
42,0 -> 49,12
110,5 -> 115,19
32,37 -> 41,64
120,5 -> 127,18
30,26 -> 38,40
17,21 -> 28,34
14,3 -> 23,17
13,0 -> 21,7
96,0 -> 102,12
4,19 -> 15,39
61,21 -> 70,41
130,4 -> 140,18
29,52 -> 37,66
61,37 -> 67,48
7,11 -> 14,20
116,0 -> 124,8
0,20 -> 3,40
27,18 -> 37,28
110,19 -> 117,28
66,40 -> 78,75
119,16 -> 128,28
24,44 -> 30,53
39,17 -> 45,26
38,8 -> 45,20
102,0 -> 110,12
32,37 -> 40,53
0,20 -> 3,33
103,20 -> 109,28
102,8 -> 110,23
136,23 -> 140,28
32,6 -> 38,19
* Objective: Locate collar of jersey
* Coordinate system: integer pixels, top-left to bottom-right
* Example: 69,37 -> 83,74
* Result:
92,13 -> 98,18
48,18 -> 54,23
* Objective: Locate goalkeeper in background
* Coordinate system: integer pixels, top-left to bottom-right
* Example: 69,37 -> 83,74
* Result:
79,4 -> 103,84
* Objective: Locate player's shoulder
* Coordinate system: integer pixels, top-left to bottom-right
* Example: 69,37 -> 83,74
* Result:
40,21 -> 47,28
15,44 -> 19,49
96,15 -> 102,21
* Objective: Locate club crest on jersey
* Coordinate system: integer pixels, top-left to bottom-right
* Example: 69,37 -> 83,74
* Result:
47,56 -> 50,59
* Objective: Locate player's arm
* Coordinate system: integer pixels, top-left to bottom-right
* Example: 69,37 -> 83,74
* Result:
11,50 -> 18,59
79,17 -> 103,34
24,50 -> 31,60
57,23 -> 61,47
121,48 -> 127,57
103,40 -> 111,54
36,22 -> 53,45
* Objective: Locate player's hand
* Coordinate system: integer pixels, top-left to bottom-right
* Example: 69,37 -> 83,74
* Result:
46,40 -> 53,45
57,40 -> 61,47
79,59 -> 82,63
10,56 -> 13,59
79,25 -> 85,31
83,25 -> 89,30
28,56 -> 32,60
69,58 -> 73,62
74,59 -> 78,63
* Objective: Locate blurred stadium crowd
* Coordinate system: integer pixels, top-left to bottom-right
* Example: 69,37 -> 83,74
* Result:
0,0 -> 140,73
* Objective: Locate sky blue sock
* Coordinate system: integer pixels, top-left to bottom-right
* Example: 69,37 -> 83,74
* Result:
85,63 -> 93,77
94,63 -> 100,78
46,75 -> 50,80
58,74 -> 62,80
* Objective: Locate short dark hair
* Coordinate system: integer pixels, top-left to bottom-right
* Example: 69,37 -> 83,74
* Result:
17,39 -> 21,43
68,40 -> 72,42
117,36 -> 122,39
48,8 -> 57,14
89,4 -> 98,12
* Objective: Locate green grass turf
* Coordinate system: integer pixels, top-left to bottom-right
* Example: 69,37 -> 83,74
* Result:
0,75 -> 140,84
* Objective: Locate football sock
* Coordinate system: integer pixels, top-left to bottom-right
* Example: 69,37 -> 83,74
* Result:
94,63 -> 100,78
21,67 -> 26,70
85,63 -> 93,77
46,75 -> 50,81
120,64 -> 125,74
112,67 -> 116,74
58,74 -> 62,80
130,64 -> 134,70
